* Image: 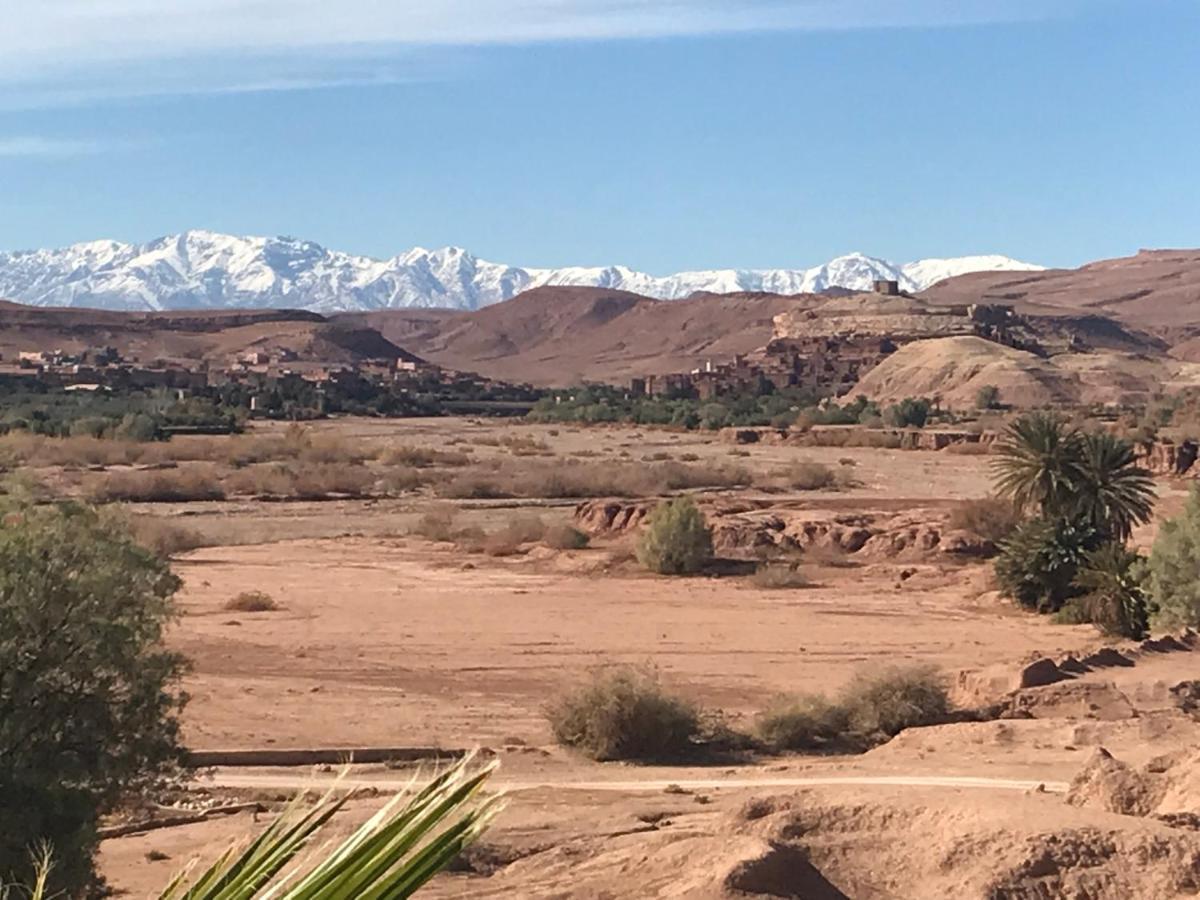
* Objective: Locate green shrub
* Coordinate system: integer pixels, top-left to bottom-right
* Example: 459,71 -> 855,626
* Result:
755,694 -> 849,751
0,504 -> 186,895
1146,486 -> 1200,629
994,517 -> 1098,613
545,667 -> 701,761
883,398 -> 931,428
636,496 -> 713,575
975,384 -> 1001,410
1071,543 -> 1150,639
839,665 -> 949,738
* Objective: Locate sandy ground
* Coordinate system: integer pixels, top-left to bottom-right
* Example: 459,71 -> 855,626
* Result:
89,418 -> 1200,898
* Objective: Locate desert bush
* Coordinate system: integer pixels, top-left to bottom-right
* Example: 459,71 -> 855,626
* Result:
994,517 -> 1098,613
802,544 -> 857,568
378,467 -> 431,494
224,590 -> 278,612
679,452 -> 700,462
839,665 -> 949,738
501,434 -> 552,456
116,513 -> 209,559
544,523 -> 590,550
750,563 -> 810,590
0,433 -> 150,468
86,465 -> 226,503
779,461 -> 837,491
0,504 -> 186,894
636,496 -> 713,575
975,384 -> 1002,410
948,496 -> 1022,544
882,398 -> 931,429
1146,485 -> 1200,629
545,667 -> 701,761
411,506 -> 460,542
755,694 -> 849,751
480,514 -> 548,556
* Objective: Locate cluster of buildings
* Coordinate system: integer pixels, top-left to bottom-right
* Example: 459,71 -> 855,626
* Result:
629,283 -> 1070,401
0,344 -> 431,398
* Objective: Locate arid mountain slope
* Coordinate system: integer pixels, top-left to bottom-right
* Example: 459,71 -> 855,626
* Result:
339,286 -> 811,385
0,301 -> 416,367
920,248 -> 1200,330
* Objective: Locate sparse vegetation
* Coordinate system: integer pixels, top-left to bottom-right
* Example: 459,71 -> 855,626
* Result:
546,666 -> 701,761
224,590 -> 279,612
755,664 -> 950,752
755,695 -> 849,751
777,461 -> 838,491
750,563 -> 810,590
543,523 -> 590,550
440,458 -> 749,500
85,466 -> 227,503
411,506 -> 461,543
948,496 -> 1022,544
839,664 -> 950,738
636,496 -> 713,575
975,384 -> 1002,410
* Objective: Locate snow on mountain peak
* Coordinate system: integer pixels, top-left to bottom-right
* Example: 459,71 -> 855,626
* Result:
0,232 -> 1045,312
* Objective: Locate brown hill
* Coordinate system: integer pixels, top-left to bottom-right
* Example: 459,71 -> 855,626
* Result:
0,301 -> 417,367
338,286 -> 814,385
920,248 -> 1200,332
848,336 -> 1200,410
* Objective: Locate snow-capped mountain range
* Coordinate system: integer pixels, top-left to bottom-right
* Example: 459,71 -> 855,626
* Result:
0,231 -> 1044,313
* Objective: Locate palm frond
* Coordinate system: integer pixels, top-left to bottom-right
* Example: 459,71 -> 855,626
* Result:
161,752 -> 500,900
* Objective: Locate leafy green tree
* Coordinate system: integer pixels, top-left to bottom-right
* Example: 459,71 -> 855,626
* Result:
636,496 -> 713,575
883,398 -> 931,428
974,384 -> 1001,410
992,413 -> 1085,518
0,504 -> 187,896
1074,431 -> 1155,542
1146,486 -> 1200,629
1071,543 -> 1151,639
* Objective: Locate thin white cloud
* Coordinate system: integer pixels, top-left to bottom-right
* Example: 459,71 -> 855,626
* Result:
0,136 -> 140,158
0,0 -> 1080,105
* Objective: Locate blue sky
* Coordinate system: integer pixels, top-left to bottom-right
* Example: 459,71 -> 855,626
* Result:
1,0 -> 1197,271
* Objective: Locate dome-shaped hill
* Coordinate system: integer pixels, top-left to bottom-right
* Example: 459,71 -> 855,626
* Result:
848,336 -> 1082,409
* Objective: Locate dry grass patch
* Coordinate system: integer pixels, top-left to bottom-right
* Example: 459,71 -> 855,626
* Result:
224,463 -> 374,499
440,458 -> 751,500
122,515 -> 210,558
411,506 -> 462,543
750,563 -> 810,590
85,466 -> 226,502
379,445 -> 471,468
0,434 -> 151,468
543,523 -> 590,550
223,590 -> 279,612
948,496 -> 1022,544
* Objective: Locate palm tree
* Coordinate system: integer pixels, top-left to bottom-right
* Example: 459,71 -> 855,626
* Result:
1074,431 -> 1155,542
1073,543 -> 1150,639
991,413 -> 1085,518
12,754 -> 501,900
